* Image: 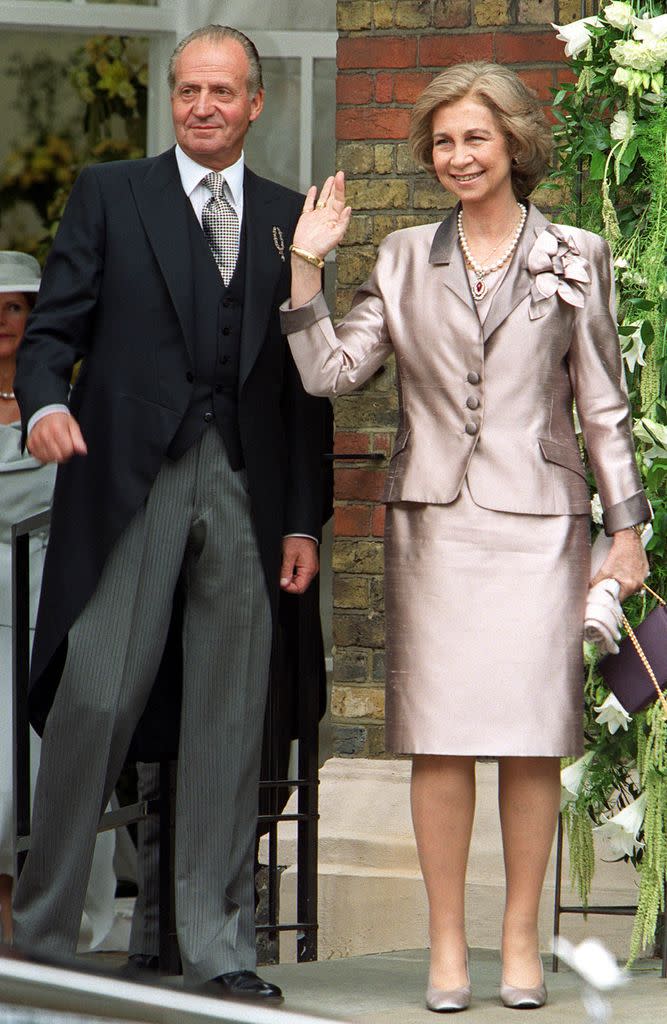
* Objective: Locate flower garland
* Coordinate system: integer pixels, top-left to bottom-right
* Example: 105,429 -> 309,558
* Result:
551,1 -> 667,963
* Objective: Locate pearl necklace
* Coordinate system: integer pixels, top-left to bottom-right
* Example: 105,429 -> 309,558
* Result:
457,203 -> 527,301
0,390 -> 16,400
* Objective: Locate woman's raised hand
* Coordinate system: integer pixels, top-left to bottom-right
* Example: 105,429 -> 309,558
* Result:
292,171 -> 352,260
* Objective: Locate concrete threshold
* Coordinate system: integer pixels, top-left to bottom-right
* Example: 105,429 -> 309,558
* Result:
260,947 -> 665,1024
1,947 -> 663,1024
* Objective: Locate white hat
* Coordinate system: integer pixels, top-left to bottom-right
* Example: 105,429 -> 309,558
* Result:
0,251 -> 41,293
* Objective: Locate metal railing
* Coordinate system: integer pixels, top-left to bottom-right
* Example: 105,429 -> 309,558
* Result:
552,814 -> 667,977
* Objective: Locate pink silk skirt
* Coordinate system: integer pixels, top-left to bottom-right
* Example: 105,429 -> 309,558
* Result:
384,482 -> 590,757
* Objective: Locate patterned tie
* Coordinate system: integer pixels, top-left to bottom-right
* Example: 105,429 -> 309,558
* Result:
201,172 -> 240,286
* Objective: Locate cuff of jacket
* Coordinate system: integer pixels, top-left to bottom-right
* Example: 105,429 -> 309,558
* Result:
279,291 -> 330,334
603,490 -> 652,535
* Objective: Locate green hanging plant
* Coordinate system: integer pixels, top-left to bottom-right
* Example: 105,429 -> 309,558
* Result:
552,0 -> 667,964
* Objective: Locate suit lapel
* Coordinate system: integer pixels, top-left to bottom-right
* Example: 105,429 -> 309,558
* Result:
129,148 -> 196,359
239,168 -> 287,389
481,202 -> 549,343
429,208 -> 477,319
429,202 -> 550,344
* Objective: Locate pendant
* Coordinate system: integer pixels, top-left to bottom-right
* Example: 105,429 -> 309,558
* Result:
472,277 -> 487,301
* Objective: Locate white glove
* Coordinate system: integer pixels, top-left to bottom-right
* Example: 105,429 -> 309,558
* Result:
584,578 -> 623,655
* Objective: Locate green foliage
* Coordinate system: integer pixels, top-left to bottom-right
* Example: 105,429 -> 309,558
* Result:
551,1 -> 667,962
0,36 -> 148,260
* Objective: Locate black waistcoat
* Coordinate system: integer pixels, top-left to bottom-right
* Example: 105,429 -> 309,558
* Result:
167,206 -> 246,468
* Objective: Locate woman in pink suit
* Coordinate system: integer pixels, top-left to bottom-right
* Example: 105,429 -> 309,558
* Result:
281,63 -> 649,1012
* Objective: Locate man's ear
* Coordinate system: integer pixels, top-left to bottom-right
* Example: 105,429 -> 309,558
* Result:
249,88 -> 265,124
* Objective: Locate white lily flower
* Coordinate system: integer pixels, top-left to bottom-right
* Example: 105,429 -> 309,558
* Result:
553,936 -> 628,991
560,751 -> 594,810
552,17 -> 602,57
620,322 -> 646,373
610,109 -> 635,140
633,14 -> 667,41
594,693 -> 632,734
593,791 -> 647,859
633,417 -> 667,464
604,2 -> 636,31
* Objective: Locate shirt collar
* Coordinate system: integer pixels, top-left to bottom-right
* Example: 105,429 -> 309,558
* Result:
174,145 -> 245,205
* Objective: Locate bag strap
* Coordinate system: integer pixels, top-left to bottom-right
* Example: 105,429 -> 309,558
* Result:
641,581 -> 666,606
621,583 -> 667,719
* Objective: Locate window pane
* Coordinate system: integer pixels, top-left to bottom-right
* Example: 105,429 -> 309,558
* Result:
243,57 -> 300,191
313,58 -> 335,189
93,1 -> 158,5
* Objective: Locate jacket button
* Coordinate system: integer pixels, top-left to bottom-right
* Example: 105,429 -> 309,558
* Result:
215,384 -> 222,394
203,411 -> 214,423
219,354 -> 229,365
186,371 -> 194,383
465,421 -> 478,435
467,371 -> 480,385
466,396 -> 480,410
222,326 -> 231,336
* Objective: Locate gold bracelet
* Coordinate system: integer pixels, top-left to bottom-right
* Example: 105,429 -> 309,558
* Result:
289,245 -> 325,269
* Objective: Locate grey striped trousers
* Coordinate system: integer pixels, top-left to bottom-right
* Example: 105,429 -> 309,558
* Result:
13,428 -> 272,982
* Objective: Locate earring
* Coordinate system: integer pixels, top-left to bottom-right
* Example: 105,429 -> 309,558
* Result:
511,157 -> 518,166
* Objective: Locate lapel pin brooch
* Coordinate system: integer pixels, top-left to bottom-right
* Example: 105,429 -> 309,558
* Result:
272,226 -> 285,261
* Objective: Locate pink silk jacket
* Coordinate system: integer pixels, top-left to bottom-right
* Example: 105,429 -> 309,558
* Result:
281,203 -> 649,535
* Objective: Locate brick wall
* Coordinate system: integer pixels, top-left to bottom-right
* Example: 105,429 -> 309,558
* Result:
330,0 -> 584,757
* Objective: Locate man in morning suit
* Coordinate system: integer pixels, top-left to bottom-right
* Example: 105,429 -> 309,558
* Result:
13,25 -> 328,1002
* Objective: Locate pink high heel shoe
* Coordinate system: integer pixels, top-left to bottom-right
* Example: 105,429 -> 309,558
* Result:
426,951 -> 471,1013
500,959 -> 547,1009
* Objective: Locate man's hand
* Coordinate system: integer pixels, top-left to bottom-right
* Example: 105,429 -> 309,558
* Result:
280,536 -> 319,594
27,411 -> 88,464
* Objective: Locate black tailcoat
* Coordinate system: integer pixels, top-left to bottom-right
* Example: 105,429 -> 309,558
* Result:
15,148 -> 329,736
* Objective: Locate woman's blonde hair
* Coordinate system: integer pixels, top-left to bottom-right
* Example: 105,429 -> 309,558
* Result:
409,62 -> 553,199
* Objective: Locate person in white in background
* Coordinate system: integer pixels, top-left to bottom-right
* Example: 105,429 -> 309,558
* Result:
0,251 -> 119,952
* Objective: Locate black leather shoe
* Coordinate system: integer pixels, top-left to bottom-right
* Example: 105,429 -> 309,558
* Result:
128,953 -> 160,972
205,970 -> 283,1002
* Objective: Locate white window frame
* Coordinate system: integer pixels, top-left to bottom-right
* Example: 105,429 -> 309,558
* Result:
0,2 -> 336,190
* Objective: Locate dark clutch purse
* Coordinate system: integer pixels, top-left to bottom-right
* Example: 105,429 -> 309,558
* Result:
598,583 -> 667,717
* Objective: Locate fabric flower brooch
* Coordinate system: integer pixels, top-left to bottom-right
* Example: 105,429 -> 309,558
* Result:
527,226 -> 591,319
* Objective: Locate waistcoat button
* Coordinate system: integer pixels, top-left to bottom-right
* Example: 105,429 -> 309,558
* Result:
466,396 -> 480,410
467,371 -> 480,385
465,421 -> 478,435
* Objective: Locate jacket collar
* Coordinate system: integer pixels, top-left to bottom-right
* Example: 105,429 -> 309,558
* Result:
428,201 -> 550,342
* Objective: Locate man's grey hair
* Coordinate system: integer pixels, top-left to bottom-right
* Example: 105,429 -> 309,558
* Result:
168,25 -> 263,96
